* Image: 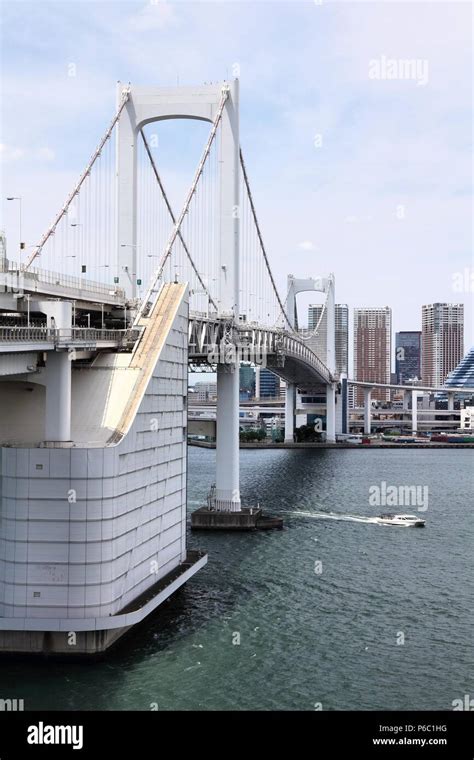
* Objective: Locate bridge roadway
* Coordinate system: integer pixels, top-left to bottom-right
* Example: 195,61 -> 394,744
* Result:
1,315 -> 472,406
0,310 -> 334,388
349,379 -> 474,395
0,326 -> 138,353
0,260 -> 127,310
188,313 -> 333,388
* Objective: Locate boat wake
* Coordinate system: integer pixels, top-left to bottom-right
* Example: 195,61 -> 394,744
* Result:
289,510 -> 380,524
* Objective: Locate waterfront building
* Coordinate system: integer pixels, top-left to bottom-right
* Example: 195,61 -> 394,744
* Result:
460,407 -> 474,430
353,307 -> 392,403
190,381 -> 217,402
395,331 -> 421,384
422,303 -> 464,386
444,346 -> 474,389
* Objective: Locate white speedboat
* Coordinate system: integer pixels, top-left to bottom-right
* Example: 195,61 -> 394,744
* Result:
375,513 -> 425,528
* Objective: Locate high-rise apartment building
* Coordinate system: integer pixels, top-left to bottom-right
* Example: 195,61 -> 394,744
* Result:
422,303 -> 464,386
395,331 -> 421,384
307,303 -> 349,377
353,307 -> 392,403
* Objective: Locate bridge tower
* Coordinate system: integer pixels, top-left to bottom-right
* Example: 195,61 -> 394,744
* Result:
116,80 -> 241,511
285,274 -> 336,442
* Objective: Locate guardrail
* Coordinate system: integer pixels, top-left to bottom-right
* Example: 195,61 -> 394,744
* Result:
0,327 -> 141,346
0,259 -> 126,300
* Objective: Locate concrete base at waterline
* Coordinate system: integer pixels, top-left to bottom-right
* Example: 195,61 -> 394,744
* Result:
191,507 -> 284,531
0,551 -> 207,656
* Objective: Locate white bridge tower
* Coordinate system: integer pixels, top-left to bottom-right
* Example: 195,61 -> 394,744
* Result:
116,80 -> 241,511
285,274 -> 336,442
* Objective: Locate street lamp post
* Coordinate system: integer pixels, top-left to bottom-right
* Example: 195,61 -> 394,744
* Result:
6,197 -> 22,262
70,223 -> 83,261
121,244 -> 139,296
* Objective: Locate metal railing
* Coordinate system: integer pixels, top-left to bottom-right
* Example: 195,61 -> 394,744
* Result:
0,326 -> 140,346
0,259 -> 126,300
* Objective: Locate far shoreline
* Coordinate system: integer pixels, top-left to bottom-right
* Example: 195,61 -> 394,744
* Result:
188,440 -> 474,450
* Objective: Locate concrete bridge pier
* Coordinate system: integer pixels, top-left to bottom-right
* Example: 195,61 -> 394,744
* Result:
214,362 -> 241,512
45,352 -> 72,442
363,387 -> 372,435
403,389 -> 410,410
326,383 -> 336,442
284,382 -> 296,442
339,373 -> 348,435
412,389 -> 419,434
192,360 -> 283,530
255,365 -> 260,399
42,301 -> 73,443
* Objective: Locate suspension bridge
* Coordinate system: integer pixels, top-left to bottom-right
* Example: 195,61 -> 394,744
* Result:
1,80 -> 472,654
1,79 -> 337,512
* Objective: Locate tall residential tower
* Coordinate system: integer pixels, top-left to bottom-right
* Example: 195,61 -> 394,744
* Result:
422,303 -> 464,386
353,307 -> 392,403
307,303 -> 349,377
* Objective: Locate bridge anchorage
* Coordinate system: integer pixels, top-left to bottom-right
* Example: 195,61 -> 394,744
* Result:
0,78 -> 337,653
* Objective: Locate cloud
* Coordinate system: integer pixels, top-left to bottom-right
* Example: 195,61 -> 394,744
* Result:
36,147 -> 55,162
0,144 -> 55,165
129,1 -> 177,32
0,143 -> 25,162
298,241 -> 316,251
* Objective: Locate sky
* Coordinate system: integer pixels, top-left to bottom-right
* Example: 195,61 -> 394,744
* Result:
0,0 -> 472,371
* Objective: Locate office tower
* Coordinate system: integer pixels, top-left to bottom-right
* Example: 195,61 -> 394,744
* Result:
422,303 -> 464,386
353,307 -> 392,403
395,331 -> 421,384
239,365 -> 255,399
307,303 -> 349,377
259,368 -> 280,398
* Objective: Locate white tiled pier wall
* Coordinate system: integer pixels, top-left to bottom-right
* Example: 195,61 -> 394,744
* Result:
0,298 -> 189,628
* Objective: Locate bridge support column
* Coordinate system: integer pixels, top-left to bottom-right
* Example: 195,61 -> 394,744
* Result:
326,383 -> 336,442
45,352 -> 72,442
215,363 -> 241,512
339,373 -> 348,435
363,388 -> 372,435
411,390 -> 418,435
403,390 -> 410,410
255,365 -> 260,400
284,382 -> 296,442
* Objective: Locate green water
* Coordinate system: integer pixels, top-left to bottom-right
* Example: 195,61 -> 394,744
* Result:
1,448 -> 472,710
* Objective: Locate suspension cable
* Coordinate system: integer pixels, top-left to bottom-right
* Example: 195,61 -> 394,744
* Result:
239,148 -> 294,332
135,86 -> 229,324
240,148 -> 333,344
25,86 -> 132,269
139,129 -> 218,311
